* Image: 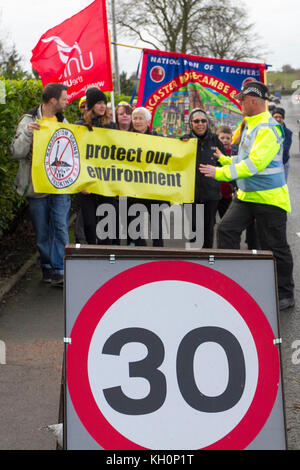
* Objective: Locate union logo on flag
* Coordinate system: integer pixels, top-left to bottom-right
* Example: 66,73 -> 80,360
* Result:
31,0 -> 113,102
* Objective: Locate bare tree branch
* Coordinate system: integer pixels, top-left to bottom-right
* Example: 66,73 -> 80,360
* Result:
110,0 -> 265,60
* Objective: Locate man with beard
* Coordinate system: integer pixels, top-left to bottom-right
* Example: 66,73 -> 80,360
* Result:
11,83 -> 70,287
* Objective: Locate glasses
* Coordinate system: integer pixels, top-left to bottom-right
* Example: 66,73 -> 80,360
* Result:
192,119 -> 207,124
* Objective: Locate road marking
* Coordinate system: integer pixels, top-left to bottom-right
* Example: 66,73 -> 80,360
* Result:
296,233 -> 300,238
0,340 -> 6,364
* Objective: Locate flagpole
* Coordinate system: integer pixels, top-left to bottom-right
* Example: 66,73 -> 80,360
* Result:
111,0 -> 120,95
111,42 -> 143,51
107,28 -> 116,121
111,90 -> 116,122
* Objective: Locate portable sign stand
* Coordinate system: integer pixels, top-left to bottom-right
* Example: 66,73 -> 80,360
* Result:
63,245 -> 287,451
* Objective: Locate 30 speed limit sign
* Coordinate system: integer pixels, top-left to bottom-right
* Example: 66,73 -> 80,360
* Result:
65,256 -> 285,450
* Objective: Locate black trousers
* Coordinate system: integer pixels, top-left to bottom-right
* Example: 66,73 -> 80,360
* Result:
126,197 -> 165,247
191,200 -> 219,248
217,197 -> 294,300
217,197 -> 232,219
79,193 -> 119,245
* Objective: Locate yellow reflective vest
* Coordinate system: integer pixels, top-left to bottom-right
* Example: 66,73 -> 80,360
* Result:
215,111 -> 291,212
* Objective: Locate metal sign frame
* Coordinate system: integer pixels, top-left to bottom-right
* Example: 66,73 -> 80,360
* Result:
62,245 -> 287,450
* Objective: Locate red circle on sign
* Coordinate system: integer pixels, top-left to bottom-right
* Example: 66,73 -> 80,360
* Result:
66,260 -> 280,450
47,136 -> 74,180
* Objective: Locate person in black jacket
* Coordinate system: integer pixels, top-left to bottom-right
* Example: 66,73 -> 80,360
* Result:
272,107 -> 292,182
75,87 -> 117,245
182,108 -> 227,248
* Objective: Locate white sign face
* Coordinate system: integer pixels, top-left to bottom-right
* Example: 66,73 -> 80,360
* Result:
88,281 -> 258,449
66,260 -> 281,450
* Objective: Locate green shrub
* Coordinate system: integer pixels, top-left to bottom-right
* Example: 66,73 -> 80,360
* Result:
0,77 -> 130,232
0,78 -> 43,231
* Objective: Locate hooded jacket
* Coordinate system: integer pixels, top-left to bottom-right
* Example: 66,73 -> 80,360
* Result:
182,109 -> 227,202
11,105 -> 67,198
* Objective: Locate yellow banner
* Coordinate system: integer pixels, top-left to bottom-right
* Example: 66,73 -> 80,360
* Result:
32,121 -> 197,203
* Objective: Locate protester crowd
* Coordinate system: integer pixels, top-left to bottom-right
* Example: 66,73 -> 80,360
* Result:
11,80 -> 294,310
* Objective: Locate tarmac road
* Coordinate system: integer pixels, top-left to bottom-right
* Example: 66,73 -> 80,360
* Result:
0,95 -> 299,451
0,272 -> 64,450
276,95 -> 300,450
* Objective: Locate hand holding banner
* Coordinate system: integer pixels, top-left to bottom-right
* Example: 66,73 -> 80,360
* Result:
32,122 -> 197,204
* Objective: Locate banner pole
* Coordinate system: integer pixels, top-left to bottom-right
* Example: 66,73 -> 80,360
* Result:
111,0 -> 120,95
111,90 -> 116,122
111,42 -> 143,51
107,29 -> 116,122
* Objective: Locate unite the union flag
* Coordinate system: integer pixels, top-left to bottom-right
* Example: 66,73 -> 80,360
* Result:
31,0 -> 113,102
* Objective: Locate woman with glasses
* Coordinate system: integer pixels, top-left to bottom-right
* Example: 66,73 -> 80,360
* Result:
181,108 -> 227,248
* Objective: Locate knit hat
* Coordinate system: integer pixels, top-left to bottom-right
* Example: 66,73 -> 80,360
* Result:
86,87 -> 107,110
188,108 -> 209,130
272,107 -> 285,119
78,96 -> 86,111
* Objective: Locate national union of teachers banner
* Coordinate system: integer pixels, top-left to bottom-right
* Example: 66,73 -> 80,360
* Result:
32,121 -> 197,204
137,49 -> 267,137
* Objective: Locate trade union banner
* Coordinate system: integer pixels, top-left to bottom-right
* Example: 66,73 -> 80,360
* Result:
30,0 -> 113,102
137,49 -> 267,137
32,121 -> 197,203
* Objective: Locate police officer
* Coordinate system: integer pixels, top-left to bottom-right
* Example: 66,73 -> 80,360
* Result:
199,81 -> 294,311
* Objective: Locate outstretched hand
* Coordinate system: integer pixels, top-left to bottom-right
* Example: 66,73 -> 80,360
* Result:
213,147 -> 223,159
199,164 -> 216,178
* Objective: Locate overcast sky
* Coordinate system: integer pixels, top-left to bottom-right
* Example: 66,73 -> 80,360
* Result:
0,0 -> 299,77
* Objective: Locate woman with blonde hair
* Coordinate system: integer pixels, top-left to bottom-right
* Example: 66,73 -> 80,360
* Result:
116,101 -> 133,131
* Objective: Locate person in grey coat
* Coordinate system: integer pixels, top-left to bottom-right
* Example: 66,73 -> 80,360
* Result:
11,83 -> 70,286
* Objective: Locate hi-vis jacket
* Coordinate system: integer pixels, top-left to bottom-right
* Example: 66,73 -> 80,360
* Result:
215,111 -> 291,212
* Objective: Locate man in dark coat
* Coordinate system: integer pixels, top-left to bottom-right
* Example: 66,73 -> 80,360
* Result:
182,108 -> 227,248
272,107 -> 292,182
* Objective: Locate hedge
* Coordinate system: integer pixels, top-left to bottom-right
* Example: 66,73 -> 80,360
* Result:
0,77 -> 131,233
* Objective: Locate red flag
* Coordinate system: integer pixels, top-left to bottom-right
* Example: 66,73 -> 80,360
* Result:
30,0 -> 113,102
